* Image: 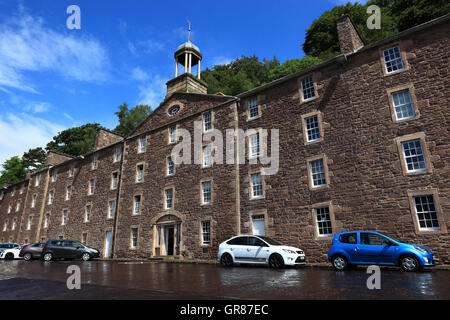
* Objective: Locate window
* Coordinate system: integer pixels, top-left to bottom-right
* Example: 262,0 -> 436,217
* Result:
7,204 -> 11,214
62,210 -> 68,225
402,140 -> 426,173
133,195 -> 141,215
392,90 -> 415,121
202,145 -> 212,168
360,233 -> 391,245
138,137 -> 146,153
3,221 -> 7,232
249,133 -> 260,158
12,187 -> 16,197
305,115 -> 321,142
31,194 -> 37,208
248,98 -> 259,120
383,46 -> 404,74
51,169 -> 58,183
201,221 -> 211,245
169,126 -> 177,144
108,200 -> 115,219
115,147 -> 122,162
251,173 -> 263,199
339,233 -> 357,244
111,172 -> 118,190
92,154 -> 99,169
131,228 -> 138,249
82,233 -> 87,245
85,205 -> 91,222
310,159 -> 327,188
201,181 -> 212,205
66,186 -> 72,200
35,174 -> 40,187
0,192 -> 3,201
203,111 -> 212,132
248,236 -> 267,247
69,163 -> 75,177
414,195 -> 440,231
136,165 -> 144,183
20,185 -> 24,195
12,218 -> 16,230
227,236 -> 248,246
252,215 -> 266,236
167,156 -> 175,176
16,200 -> 21,212
48,191 -> 54,205
44,213 -> 50,228
27,216 -> 32,230
165,189 -> 173,210
89,179 -> 95,195
315,207 -> 332,237
301,76 -> 316,101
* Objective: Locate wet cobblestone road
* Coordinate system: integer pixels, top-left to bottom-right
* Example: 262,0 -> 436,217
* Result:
0,260 -> 449,300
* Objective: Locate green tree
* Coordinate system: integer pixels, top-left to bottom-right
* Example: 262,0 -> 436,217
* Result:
303,2 -> 398,59
114,103 -> 152,136
201,56 -> 280,96
0,157 -> 27,188
268,57 -> 323,82
46,124 -> 101,157
22,147 -> 47,171
390,0 -> 450,31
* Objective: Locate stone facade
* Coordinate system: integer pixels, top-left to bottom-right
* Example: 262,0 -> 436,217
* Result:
0,14 -> 448,264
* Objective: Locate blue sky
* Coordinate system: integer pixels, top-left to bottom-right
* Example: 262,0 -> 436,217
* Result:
0,0 -> 366,166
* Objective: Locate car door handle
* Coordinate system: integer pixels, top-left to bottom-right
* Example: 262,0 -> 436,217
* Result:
355,247 -> 359,251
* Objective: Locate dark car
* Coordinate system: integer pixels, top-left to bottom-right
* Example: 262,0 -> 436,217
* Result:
19,243 -> 45,261
41,240 -> 100,262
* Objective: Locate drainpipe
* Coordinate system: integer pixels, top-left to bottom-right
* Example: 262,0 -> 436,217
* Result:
233,99 -> 241,236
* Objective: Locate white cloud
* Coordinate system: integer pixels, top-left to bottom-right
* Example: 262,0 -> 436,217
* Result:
0,13 -> 110,93
0,112 -> 66,168
131,67 -> 150,82
211,56 -> 233,66
24,102 -> 51,113
136,75 -> 166,108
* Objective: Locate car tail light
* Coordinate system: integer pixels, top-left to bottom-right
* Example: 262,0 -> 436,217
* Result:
23,245 -> 29,249
329,244 -> 333,250
42,246 -> 46,251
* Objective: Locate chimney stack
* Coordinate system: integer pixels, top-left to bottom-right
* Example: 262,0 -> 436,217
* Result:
336,14 -> 364,54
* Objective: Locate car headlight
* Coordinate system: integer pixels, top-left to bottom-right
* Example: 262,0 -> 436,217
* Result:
282,249 -> 296,254
414,246 -> 428,254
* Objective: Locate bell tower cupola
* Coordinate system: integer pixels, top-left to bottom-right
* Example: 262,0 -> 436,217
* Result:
166,20 -> 208,97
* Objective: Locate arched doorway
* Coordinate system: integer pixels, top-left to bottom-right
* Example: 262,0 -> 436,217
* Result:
153,215 -> 182,257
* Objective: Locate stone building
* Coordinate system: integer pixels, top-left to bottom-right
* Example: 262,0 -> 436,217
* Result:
0,14 -> 449,264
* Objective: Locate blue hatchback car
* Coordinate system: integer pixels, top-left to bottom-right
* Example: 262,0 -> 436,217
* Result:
328,231 -> 435,272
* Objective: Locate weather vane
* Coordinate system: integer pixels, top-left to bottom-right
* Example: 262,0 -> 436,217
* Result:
187,19 -> 191,42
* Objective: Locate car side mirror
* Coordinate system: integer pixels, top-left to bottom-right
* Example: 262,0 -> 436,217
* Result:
76,247 -> 81,250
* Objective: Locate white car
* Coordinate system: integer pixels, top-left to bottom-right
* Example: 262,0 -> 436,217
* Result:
218,235 -> 306,268
0,243 -> 22,260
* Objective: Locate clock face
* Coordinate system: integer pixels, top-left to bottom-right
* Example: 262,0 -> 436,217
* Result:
168,105 -> 180,116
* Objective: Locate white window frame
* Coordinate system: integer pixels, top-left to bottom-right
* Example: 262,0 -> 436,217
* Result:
413,195 -> 440,231
31,194 -> 37,208
401,140 -> 426,174
201,181 -> 212,205
391,90 -> 415,121
249,132 -> 261,158
114,147 -> 122,163
88,180 -> 95,195
27,216 -> 32,230
62,210 -> 68,226
133,195 -> 141,215
202,145 -> 212,168
138,137 -> 146,154
201,221 -> 211,245
92,154 -> 99,170
169,126 -> 177,144
305,115 -> 321,143
16,200 -> 21,212
131,228 -> 138,249
108,200 -> 115,219
48,191 -> 54,205
383,45 -> 404,74
167,156 -> 175,176
66,186 -> 72,201
44,213 -> 50,228
165,189 -> 174,210
136,165 -> 144,183
111,172 -> 118,190
248,98 -> 259,120
203,111 -> 212,133
315,207 -> 333,237
301,76 -> 316,102
310,159 -> 327,188
251,173 -> 263,199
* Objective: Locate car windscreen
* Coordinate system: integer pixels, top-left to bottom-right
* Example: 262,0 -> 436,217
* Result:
256,236 -> 282,246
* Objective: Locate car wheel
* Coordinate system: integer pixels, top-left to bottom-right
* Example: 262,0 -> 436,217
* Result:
81,253 -> 91,261
220,253 -> 233,267
400,255 -> 420,272
5,253 -> 14,260
23,253 -> 33,261
269,254 -> 285,269
332,255 -> 348,271
43,253 -> 53,262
